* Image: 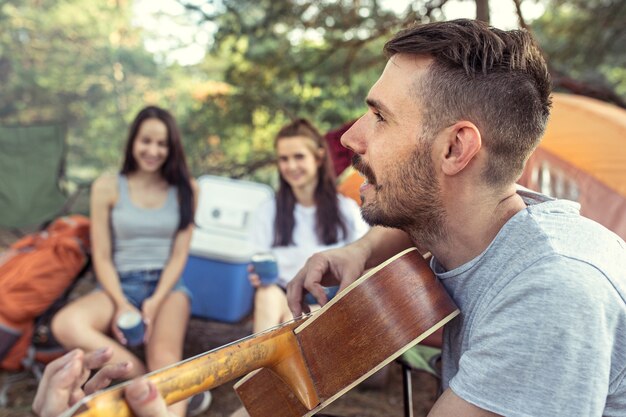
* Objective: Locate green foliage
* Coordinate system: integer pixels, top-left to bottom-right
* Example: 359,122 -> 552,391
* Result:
532,0 -> 626,99
3,0 -> 624,187
177,0 -> 426,178
0,0 -> 219,179
0,0 -> 158,173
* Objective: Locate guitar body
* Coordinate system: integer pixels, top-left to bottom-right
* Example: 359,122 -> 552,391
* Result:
235,247 -> 459,417
61,248 -> 458,417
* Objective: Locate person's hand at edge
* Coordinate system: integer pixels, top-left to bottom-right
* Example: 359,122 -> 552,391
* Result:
33,348 -> 174,417
32,347 -> 133,417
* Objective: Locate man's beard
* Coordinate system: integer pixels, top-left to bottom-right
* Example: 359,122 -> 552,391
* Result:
353,141 -> 447,245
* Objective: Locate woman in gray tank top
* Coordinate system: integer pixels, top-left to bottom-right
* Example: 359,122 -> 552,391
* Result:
51,106 -> 209,416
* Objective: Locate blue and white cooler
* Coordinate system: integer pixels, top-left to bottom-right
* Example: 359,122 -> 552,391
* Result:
182,175 -> 273,322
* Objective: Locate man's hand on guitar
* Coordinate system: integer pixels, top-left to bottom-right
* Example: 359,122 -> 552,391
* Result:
287,245 -> 367,316
32,348 -> 172,417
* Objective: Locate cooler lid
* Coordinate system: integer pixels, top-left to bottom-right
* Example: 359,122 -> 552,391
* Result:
190,229 -> 256,263
191,175 -> 274,256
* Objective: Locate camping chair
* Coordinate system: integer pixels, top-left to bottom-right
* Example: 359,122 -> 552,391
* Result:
397,344 -> 442,417
0,123 -> 89,240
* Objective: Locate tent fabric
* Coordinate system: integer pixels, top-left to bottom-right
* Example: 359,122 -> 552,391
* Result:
518,93 -> 626,240
325,120 -> 356,177
531,93 -> 626,198
0,124 -> 68,228
337,166 -> 363,206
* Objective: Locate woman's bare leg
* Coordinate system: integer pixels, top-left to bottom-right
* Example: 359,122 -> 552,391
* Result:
252,285 -> 292,333
145,291 -> 190,417
51,291 -> 145,375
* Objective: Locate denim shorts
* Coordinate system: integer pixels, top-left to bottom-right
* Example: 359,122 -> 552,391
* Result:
99,269 -> 192,309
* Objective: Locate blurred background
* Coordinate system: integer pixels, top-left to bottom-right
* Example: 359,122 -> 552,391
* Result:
1,0 -> 625,200
1,2 -> 625,415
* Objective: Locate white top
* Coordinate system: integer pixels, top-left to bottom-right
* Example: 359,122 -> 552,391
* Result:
250,195 -> 369,288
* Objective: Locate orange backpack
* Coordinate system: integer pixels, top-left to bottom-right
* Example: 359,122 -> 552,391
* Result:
0,215 -> 90,370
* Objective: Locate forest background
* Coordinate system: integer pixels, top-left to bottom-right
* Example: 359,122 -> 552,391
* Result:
1,0 -> 625,197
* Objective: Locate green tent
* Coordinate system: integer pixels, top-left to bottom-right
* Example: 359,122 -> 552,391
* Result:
0,124 -> 68,229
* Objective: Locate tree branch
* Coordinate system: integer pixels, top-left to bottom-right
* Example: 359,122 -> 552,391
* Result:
512,0 -> 530,31
551,70 -> 626,109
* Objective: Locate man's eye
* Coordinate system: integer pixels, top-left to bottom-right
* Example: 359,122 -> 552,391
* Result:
373,111 -> 384,122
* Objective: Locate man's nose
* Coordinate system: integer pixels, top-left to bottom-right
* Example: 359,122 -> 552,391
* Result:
341,116 -> 366,154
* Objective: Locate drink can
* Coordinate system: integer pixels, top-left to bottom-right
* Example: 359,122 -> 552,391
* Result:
251,253 -> 279,286
117,311 -> 144,347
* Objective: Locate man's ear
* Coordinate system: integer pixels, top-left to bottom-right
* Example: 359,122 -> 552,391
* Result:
441,122 -> 482,176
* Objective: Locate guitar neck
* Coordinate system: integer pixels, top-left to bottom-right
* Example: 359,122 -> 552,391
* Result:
64,318 -> 310,417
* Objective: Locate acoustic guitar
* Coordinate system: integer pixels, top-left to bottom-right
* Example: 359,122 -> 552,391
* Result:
59,247 -> 459,417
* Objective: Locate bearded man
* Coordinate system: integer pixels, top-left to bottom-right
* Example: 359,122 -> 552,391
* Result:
288,19 -> 626,417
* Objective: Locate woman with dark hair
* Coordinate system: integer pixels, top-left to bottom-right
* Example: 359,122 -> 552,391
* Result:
249,118 -> 369,333
51,106 -> 209,416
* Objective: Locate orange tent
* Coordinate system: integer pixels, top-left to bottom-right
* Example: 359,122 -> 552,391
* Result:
338,93 -> 626,240
337,166 -> 363,205
518,93 -> 626,240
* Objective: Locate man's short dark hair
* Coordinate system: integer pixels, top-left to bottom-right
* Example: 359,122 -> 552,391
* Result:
384,19 -> 552,187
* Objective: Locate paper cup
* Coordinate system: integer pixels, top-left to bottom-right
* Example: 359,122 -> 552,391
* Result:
117,311 -> 144,347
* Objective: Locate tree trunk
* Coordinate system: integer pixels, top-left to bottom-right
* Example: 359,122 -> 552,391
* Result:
475,0 -> 490,23
513,0 -> 530,30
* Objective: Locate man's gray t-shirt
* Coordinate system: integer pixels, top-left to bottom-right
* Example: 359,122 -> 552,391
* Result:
433,189 -> 626,417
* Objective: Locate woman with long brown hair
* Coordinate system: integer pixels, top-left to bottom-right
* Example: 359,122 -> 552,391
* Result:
249,118 -> 369,332
51,106 -> 209,416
